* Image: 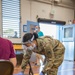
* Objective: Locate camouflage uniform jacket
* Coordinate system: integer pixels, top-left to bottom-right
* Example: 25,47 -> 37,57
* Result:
21,36 -> 65,72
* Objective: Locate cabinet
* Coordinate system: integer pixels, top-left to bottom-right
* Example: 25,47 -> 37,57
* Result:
62,24 -> 75,61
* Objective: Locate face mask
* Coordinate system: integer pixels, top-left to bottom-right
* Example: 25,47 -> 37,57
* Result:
32,43 -> 36,48
27,43 -> 36,50
27,46 -> 34,50
35,28 -> 38,31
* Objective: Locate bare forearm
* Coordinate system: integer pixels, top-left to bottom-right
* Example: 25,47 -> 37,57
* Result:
10,57 -> 17,67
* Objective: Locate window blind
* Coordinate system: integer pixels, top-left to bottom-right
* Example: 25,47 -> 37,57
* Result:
2,0 -> 21,38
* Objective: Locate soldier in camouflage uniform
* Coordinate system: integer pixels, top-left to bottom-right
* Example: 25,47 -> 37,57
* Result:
14,33 -> 65,75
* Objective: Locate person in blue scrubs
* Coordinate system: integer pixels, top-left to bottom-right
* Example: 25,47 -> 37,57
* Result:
34,26 -> 44,37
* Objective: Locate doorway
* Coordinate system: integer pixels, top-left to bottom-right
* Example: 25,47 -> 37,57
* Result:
38,18 -> 66,41
39,23 -> 60,40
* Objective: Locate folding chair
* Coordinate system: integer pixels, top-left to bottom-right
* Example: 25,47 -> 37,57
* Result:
16,53 -> 23,66
28,61 -> 34,75
28,52 -> 37,75
0,60 -> 14,75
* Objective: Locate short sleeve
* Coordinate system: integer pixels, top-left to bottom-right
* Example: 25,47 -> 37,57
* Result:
9,41 -> 16,58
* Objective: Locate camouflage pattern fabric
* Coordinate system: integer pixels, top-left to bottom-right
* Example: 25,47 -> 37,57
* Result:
21,36 -> 65,75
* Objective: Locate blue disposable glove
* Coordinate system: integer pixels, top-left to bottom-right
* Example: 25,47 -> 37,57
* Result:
13,72 -> 24,75
40,71 -> 44,75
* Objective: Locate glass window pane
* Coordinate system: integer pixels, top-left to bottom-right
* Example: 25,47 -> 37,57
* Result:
64,27 -> 73,38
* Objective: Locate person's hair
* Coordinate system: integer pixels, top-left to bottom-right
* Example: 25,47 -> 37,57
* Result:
35,26 -> 40,29
22,33 -> 38,42
38,26 -> 40,29
33,32 -> 38,40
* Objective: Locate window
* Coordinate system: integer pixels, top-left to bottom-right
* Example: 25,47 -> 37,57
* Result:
64,27 -> 73,38
2,0 -> 21,38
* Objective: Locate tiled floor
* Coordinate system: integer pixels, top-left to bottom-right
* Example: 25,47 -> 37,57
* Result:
58,61 -> 75,75
13,61 -> 75,75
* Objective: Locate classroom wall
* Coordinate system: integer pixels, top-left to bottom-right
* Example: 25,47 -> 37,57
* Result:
31,1 -> 74,22
0,0 -> 74,43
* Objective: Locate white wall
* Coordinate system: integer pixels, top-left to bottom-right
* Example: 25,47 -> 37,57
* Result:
54,6 -> 74,23
62,0 -> 73,4
0,0 -> 74,43
31,1 -> 74,23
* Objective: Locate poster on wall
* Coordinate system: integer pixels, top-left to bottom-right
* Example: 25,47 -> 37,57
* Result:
23,25 -> 27,32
